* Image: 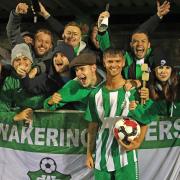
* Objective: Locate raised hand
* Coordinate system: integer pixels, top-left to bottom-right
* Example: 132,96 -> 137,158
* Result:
38,2 -> 50,18
15,3 -> 29,15
157,0 -> 170,18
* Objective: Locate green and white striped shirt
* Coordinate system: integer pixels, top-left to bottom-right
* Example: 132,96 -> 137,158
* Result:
85,86 -> 139,172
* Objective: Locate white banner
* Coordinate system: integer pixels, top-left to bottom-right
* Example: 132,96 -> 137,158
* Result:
138,147 -> 180,180
0,111 -> 179,180
0,148 -> 93,180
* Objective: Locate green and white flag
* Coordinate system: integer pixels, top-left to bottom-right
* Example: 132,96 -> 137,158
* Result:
0,111 -> 179,180
0,110 -> 92,180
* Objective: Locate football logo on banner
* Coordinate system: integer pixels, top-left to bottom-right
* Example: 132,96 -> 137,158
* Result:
27,157 -> 71,180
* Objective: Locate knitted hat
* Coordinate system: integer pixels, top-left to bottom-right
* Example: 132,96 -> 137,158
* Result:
70,52 -> 96,69
11,43 -> 33,64
21,31 -> 34,38
152,48 -> 172,69
53,41 -> 75,62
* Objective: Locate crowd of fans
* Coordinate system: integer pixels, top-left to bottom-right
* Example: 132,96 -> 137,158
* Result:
0,1 -> 179,180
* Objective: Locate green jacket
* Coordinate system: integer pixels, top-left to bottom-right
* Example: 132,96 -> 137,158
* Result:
44,69 -> 106,111
0,74 -> 46,123
97,31 -> 111,52
131,99 -> 180,124
123,49 -> 152,80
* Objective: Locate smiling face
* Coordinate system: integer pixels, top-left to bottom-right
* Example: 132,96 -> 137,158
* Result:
63,25 -> 81,48
103,53 -> 125,77
75,64 -> 97,87
34,31 -> 52,57
155,65 -> 172,82
130,33 -> 150,59
53,52 -> 70,73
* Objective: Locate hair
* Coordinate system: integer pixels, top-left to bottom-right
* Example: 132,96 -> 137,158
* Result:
131,30 -> 150,42
149,67 -> 179,102
64,21 -> 82,32
34,28 -> 53,43
103,47 -> 124,60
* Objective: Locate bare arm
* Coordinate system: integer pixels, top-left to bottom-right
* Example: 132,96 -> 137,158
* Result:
86,122 -> 98,168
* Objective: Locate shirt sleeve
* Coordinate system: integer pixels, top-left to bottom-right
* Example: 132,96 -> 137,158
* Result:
6,10 -> 24,47
97,31 -> 111,51
134,14 -> 162,35
43,80 -> 90,110
84,91 -> 100,123
129,99 -> 159,125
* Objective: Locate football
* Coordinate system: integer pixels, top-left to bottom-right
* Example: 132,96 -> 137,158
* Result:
113,117 -> 141,145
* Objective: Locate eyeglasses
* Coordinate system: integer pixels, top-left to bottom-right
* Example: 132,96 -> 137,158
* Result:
64,31 -> 80,38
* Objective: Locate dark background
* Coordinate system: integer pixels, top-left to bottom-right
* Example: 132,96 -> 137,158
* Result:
0,0 -> 180,66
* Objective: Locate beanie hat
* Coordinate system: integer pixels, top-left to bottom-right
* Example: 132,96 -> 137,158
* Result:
53,41 -> 75,62
70,52 -> 96,69
152,48 -> 172,69
21,31 -> 34,38
11,43 -> 33,64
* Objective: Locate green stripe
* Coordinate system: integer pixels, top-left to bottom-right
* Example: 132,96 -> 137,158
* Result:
0,111 -> 88,154
102,87 -> 111,118
116,89 -> 125,116
0,111 -> 179,154
140,116 -> 180,149
112,138 -> 121,169
140,139 -> 179,149
100,129 -> 109,171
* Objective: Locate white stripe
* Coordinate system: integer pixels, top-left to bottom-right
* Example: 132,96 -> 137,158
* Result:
119,146 -> 128,167
133,149 -> 137,162
95,89 -> 104,121
105,92 -> 118,171
135,160 -> 139,180
109,91 -> 118,117
95,131 -> 103,170
121,91 -> 131,117
119,91 -> 130,167
94,88 -> 104,170
105,125 -> 115,171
